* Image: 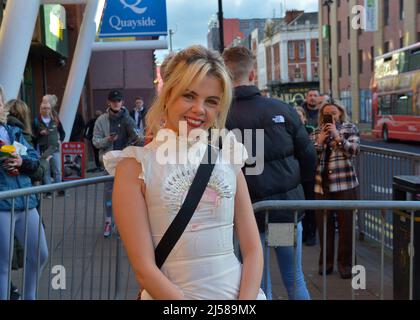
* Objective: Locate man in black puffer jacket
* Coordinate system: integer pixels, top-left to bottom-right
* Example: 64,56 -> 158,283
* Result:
223,46 -> 316,300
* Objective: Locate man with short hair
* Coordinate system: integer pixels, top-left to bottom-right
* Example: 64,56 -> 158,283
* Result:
223,46 -> 316,300
93,89 -> 140,237
302,89 -> 320,128
129,96 -> 147,140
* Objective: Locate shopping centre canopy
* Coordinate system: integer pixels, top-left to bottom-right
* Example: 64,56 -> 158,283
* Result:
0,0 -> 168,141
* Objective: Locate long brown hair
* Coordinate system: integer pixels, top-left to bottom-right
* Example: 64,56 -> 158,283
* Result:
6,99 -> 33,135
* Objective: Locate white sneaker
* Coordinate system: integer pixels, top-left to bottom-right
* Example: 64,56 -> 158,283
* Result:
103,221 -> 112,238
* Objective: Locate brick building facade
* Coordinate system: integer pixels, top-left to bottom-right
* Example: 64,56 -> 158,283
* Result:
260,11 -> 319,105
319,0 -> 420,124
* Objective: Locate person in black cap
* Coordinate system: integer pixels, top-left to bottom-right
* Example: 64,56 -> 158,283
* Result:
108,89 -> 123,101
93,89 -> 141,237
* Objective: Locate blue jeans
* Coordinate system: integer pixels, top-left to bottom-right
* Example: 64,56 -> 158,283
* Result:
104,181 -> 114,220
0,209 -> 48,300
43,151 -> 62,185
260,222 -> 310,300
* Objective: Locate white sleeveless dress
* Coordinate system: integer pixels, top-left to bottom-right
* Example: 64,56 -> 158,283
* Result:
103,131 -> 266,300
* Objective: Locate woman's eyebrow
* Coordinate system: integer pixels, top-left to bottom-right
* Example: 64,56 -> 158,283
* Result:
184,89 -> 197,96
185,90 -> 221,101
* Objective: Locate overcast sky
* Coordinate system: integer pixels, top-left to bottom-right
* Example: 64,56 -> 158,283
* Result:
155,0 -> 318,62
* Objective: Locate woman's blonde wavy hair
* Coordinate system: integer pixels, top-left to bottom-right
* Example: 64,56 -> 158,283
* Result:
146,45 -> 233,137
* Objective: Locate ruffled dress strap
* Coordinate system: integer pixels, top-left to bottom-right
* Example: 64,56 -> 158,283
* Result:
102,146 -> 151,181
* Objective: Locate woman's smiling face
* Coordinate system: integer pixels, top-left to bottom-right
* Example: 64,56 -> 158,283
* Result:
164,74 -> 222,135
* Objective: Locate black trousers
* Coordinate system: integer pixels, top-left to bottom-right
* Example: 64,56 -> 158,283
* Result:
302,181 -> 316,241
90,140 -> 101,168
315,187 -> 359,270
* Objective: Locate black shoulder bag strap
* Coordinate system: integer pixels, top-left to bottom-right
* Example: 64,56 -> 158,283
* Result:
154,144 -> 218,269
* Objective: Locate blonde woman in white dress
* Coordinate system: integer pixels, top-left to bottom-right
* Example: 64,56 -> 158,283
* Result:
104,45 -> 265,300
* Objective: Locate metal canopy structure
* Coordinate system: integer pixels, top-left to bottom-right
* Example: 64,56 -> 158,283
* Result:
0,0 -> 167,141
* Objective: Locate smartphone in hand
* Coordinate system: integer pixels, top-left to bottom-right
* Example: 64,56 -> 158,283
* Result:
323,114 -> 333,124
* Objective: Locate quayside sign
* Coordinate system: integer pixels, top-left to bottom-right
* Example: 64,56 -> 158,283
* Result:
99,0 -> 167,38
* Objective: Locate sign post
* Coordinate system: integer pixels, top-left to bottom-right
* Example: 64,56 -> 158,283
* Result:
99,0 -> 168,38
62,142 -> 85,180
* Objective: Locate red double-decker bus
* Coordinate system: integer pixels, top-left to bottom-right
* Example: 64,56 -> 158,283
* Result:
371,43 -> 420,142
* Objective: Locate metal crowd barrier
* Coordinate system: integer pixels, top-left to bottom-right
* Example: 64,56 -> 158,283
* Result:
357,145 -> 420,248
2,176 -> 420,300
1,176 -> 138,300
255,200 -> 420,300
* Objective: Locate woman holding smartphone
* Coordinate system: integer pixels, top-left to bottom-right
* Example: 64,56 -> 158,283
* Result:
310,99 -> 360,279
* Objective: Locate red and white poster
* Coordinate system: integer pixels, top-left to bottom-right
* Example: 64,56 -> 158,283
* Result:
61,142 -> 85,180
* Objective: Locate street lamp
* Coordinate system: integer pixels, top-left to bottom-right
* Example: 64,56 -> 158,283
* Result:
218,0 -> 224,53
169,29 -> 174,52
323,0 -> 333,97
168,25 -> 177,52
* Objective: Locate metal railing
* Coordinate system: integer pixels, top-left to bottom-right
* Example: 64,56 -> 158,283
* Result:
357,145 -> 420,248
255,200 -> 420,300
2,175 -> 420,300
274,23 -> 318,33
0,176 -> 140,300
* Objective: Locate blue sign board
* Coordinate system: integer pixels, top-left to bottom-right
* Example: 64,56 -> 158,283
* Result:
99,0 -> 167,38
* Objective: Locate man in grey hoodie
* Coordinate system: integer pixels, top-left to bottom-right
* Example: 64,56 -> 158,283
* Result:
93,89 -> 139,237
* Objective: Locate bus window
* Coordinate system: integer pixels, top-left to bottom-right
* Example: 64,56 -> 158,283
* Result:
398,52 -> 408,73
407,93 -> 413,114
379,95 -> 391,115
408,48 -> 420,71
395,93 -> 411,115
416,93 -> 420,116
